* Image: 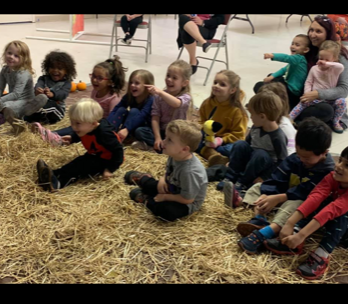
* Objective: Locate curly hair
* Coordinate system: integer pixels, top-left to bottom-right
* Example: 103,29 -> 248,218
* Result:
41,51 -> 77,81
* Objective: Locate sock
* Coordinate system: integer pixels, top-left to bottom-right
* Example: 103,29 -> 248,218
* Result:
315,247 -> 329,259
259,226 -> 275,239
255,214 -> 267,222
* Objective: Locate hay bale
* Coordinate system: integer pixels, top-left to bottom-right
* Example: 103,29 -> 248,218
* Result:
0,111 -> 346,284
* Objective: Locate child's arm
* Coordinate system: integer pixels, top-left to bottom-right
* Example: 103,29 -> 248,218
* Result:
220,110 -> 248,143
0,69 -> 6,98
272,130 -> 289,165
99,129 -> 124,173
34,76 -> 46,96
49,80 -> 71,101
109,94 -> 122,114
0,71 -> 31,103
145,85 -> 182,108
318,60 -> 345,76
254,193 -> 288,214
151,115 -> 163,151
198,99 -> 210,125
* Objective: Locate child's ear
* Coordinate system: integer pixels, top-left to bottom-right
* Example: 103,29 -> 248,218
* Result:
303,47 -> 310,54
182,79 -> 189,88
229,87 -> 237,95
183,145 -> 191,153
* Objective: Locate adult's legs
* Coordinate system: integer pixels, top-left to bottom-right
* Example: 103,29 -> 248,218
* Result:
295,103 -> 335,124
128,16 -> 143,37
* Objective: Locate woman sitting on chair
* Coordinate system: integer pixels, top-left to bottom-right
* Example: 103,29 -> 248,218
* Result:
177,14 -> 225,74
120,14 -> 144,45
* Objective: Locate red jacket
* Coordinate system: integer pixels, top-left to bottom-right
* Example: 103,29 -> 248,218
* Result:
297,172 -> 348,226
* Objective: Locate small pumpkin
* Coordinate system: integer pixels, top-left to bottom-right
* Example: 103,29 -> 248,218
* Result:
70,82 -> 77,92
77,81 -> 87,91
3,90 -> 8,94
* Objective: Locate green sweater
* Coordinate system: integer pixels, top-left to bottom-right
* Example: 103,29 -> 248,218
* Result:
271,53 -> 308,96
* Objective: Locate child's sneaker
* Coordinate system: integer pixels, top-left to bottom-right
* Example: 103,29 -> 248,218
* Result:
237,217 -> 270,237
208,154 -> 229,167
131,141 -> 151,151
31,122 -> 62,146
264,238 -> 304,255
124,170 -> 153,186
12,119 -> 27,135
238,230 -> 265,254
36,159 -> 59,192
332,122 -> 344,134
296,251 -> 330,280
130,188 -> 149,204
223,181 -> 242,208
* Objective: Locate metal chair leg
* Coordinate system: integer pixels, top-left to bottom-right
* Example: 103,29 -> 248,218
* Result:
203,43 -> 223,86
177,47 -> 184,60
109,21 -> 115,58
286,14 -> 293,23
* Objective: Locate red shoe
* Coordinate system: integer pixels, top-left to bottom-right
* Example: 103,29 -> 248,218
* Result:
296,251 -> 330,280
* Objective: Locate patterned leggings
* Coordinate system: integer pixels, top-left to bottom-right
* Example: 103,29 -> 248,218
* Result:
290,98 -> 347,126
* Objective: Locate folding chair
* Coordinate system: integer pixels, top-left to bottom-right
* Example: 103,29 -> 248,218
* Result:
286,14 -> 313,23
177,14 -> 232,86
109,14 -> 152,63
230,14 -> 255,34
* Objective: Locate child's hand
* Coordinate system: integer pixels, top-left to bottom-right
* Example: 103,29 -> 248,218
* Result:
205,137 -> 223,148
255,195 -> 279,214
300,91 -> 319,103
281,233 -> 305,249
61,135 -> 72,145
279,222 -> 295,240
145,85 -> 162,96
264,53 -> 274,60
35,88 -> 45,96
103,169 -> 114,180
44,87 -> 54,98
263,75 -> 274,83
317,59 -> 327,67
157,176 -> 169,194
118,128 -> 129,143
154,194 -> 166,202
154,138 -> 163,152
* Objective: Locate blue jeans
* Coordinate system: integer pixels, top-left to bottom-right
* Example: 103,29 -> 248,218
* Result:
135,126 -> 166,147
228,140 -> 274,187
196,133 -> 234,157
108,107 -> 146,132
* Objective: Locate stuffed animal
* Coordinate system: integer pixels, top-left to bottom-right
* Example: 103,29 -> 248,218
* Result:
203,120 -> 223,148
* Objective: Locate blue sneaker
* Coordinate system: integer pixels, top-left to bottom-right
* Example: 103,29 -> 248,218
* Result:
237,217 -> 270,237
238,230 -> 265,254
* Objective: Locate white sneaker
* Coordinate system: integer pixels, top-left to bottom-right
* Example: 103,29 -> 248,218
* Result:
131,141 -> 150,151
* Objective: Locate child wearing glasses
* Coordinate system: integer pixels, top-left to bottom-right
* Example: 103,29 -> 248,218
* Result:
31,56 -> 127,146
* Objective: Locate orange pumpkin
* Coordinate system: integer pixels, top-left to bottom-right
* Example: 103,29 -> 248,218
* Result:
3,90 -> 7,94
77,81 -> 87,91
70,82 -> 77,92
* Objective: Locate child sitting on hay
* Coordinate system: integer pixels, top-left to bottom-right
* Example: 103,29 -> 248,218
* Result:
267,146 -> 348,280
233,117 -> 335,255
124,120 -> 208,222
36,98 -> 124,191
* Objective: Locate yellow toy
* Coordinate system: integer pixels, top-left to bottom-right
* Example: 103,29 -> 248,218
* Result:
203,120 -> 223,148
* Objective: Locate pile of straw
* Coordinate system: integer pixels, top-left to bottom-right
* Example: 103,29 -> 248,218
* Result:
0,114 -> 347,284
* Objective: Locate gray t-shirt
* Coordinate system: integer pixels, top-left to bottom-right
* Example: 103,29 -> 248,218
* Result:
0,66 -> 35,103
165,154 -> 208,214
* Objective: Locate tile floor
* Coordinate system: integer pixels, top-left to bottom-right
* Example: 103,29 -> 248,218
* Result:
0,14 -> 346,154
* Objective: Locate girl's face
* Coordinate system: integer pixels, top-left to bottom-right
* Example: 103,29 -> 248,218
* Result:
290,37 -> 309,55
5,44 -> 21,69
165,67 -> 188,95
129,75 -> 146,98
49,62 -> 67,82
212,74 -> 236,101
333,157 -> 348,186
90,67 -> 111,92
308,21 -> 327,47
318,49 -> 338,70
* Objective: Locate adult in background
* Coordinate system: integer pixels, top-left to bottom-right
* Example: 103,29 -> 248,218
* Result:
177,14 -> 225,74
296,15 -> 348,128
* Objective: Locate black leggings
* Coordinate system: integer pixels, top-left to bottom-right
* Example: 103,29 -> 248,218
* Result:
138,176 -> 190,222
296,103 -> 335,124
178,14 -> 216,46
120,15 -> 143,37
24,99 -> 65,124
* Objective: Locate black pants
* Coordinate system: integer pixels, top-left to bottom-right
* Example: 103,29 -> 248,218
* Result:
138,176 -> 189,222
177,14 -> 216,48
296,103 -> 335,124
253,76 -> 301,111
54,153 -> 111,188
24,99 -> 65,124
120,15 -> 143,37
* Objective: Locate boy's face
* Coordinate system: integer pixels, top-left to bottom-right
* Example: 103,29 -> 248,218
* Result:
71,119 -> 98,137
296,145 -> 327,168
162,130 -> 188,158
248,108 -> 265,127
49,63 -> 67,82
333,157 -> 348,185
290,37 -> 309,55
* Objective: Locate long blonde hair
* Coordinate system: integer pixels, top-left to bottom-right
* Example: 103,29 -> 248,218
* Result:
167,59 -> 194,116
1,40 -> 35,75
211,70 -> 248,118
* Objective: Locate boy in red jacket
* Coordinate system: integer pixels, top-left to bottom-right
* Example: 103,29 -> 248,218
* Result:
36,98 -> 124,191
267,146 -> 348,280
